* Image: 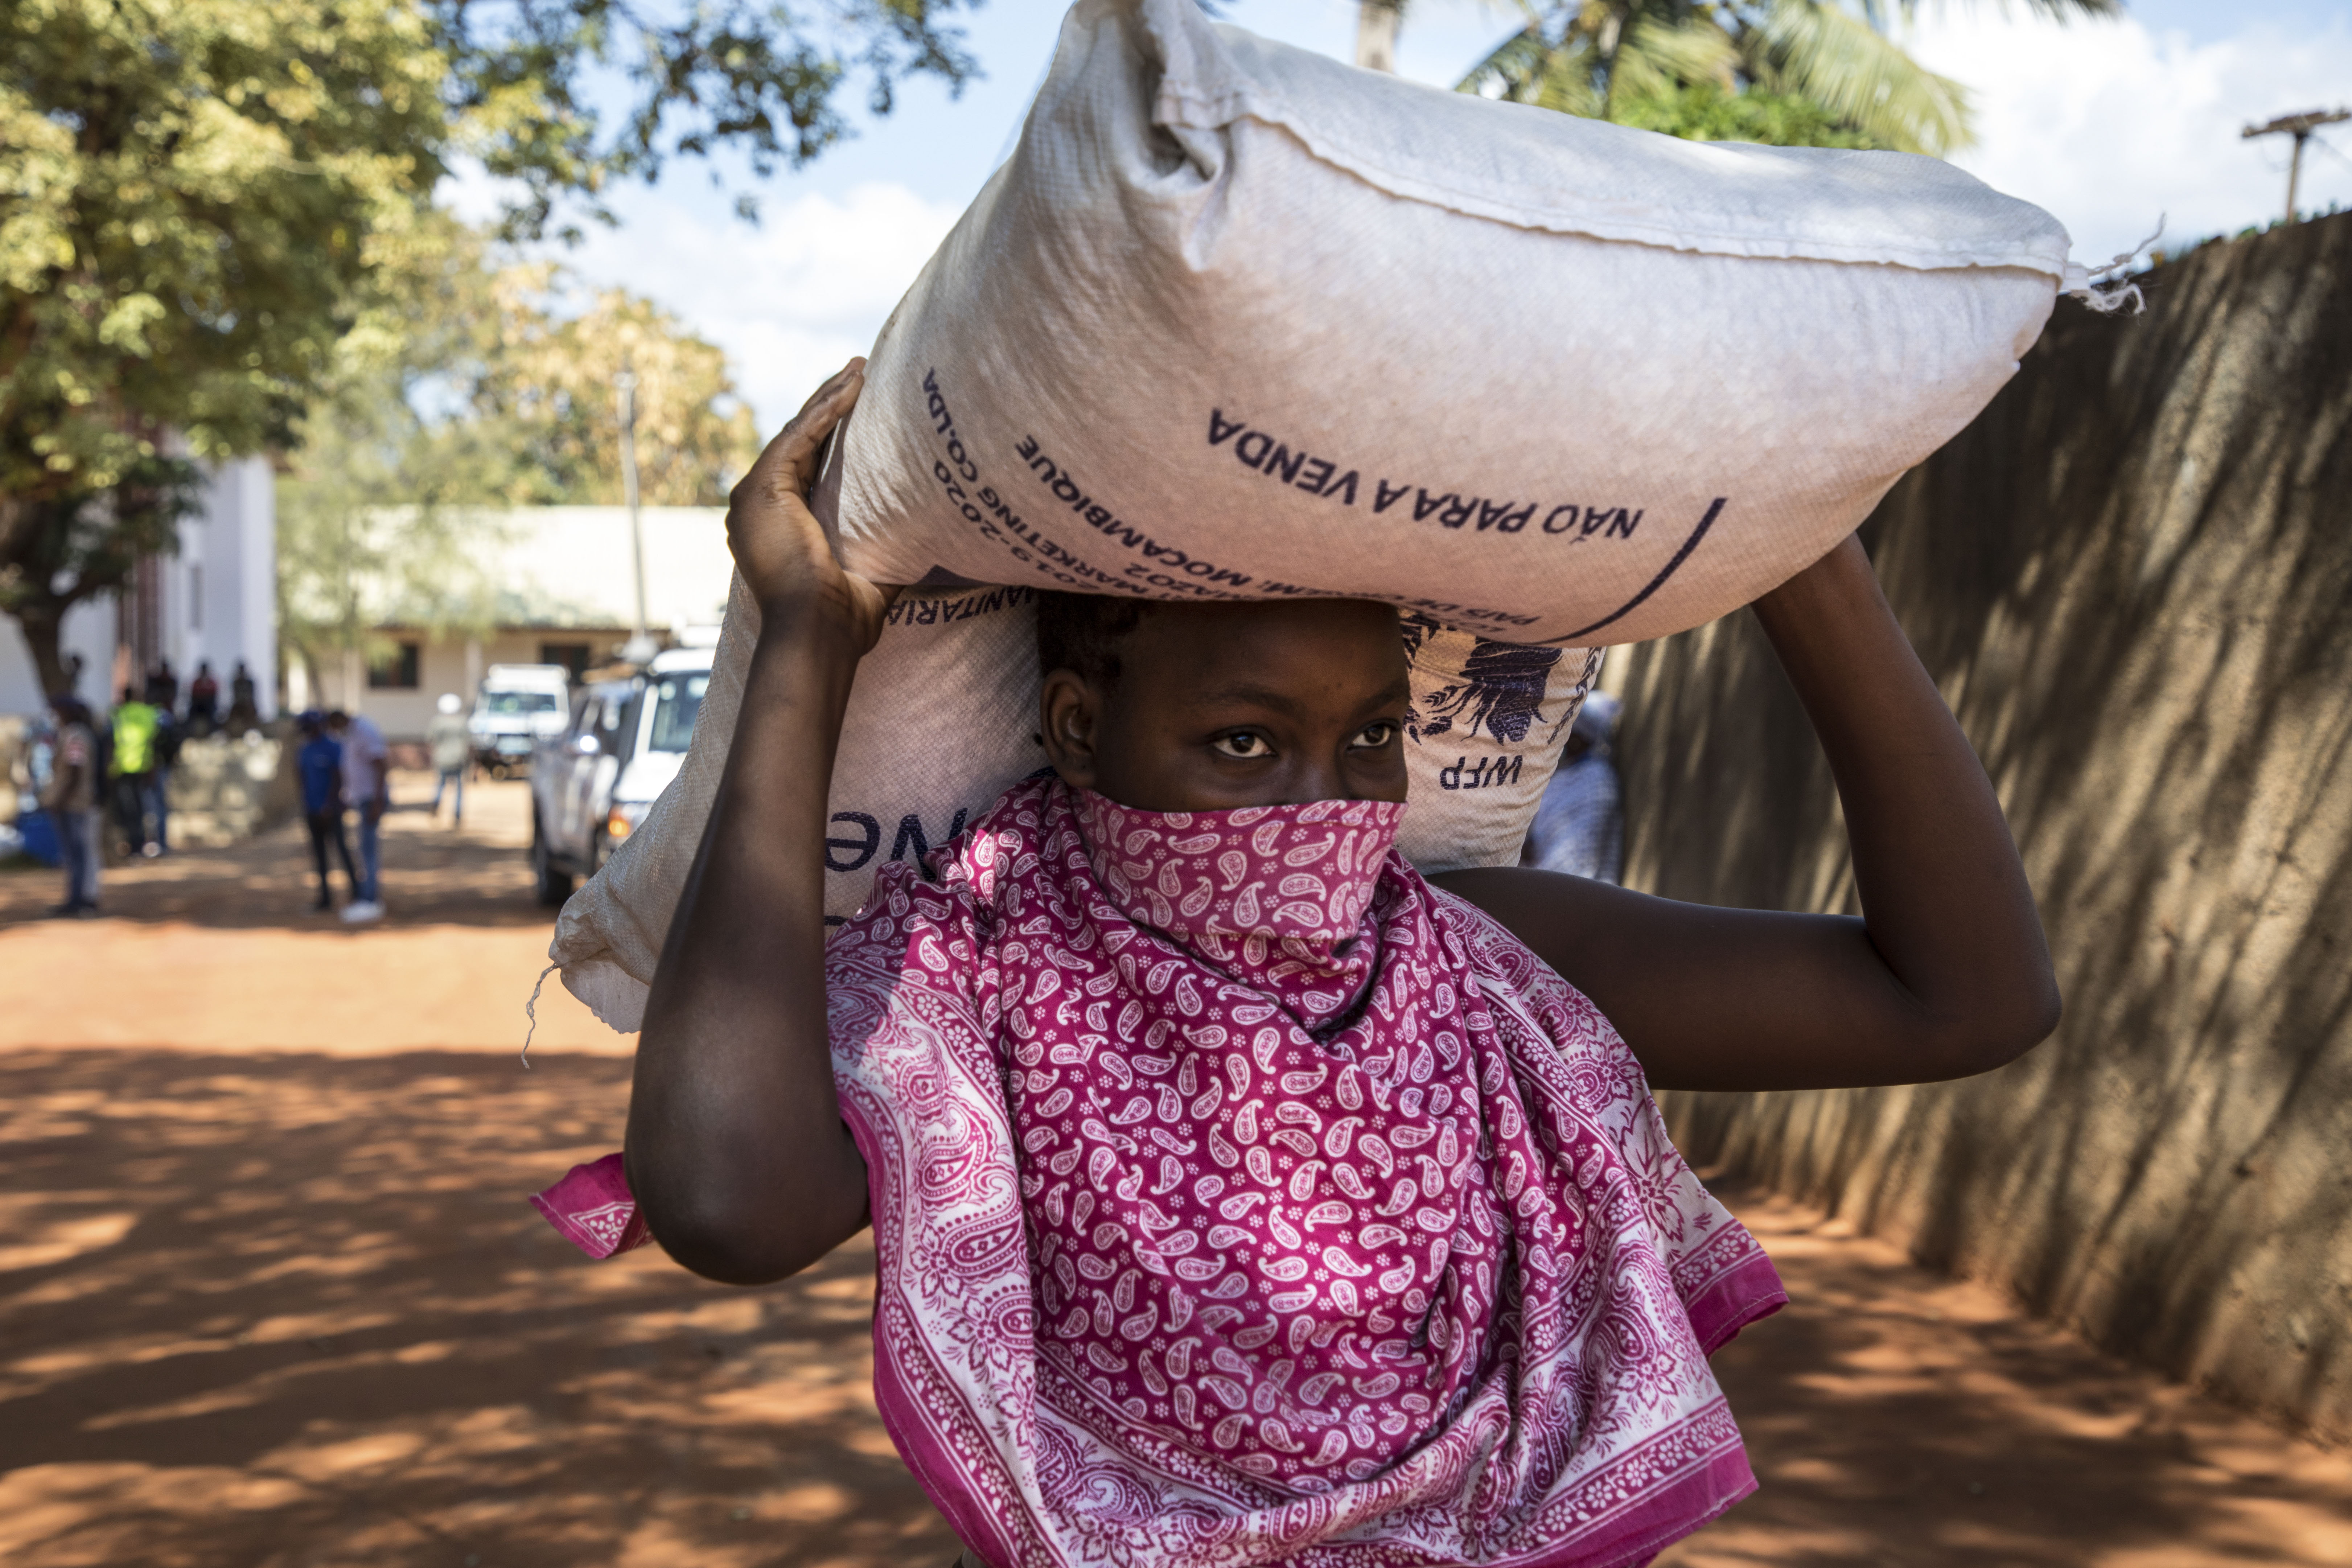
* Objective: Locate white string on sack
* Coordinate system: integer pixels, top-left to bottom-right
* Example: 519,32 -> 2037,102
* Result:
521,962 -> 559,1069
2064,215 -> 2166,314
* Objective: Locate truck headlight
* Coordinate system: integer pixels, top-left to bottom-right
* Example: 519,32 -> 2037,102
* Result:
606,801 -> 650,842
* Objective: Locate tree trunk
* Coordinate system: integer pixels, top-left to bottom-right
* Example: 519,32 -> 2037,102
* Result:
6,600 -> 74,704
1596,8 -> 1626,120
1355,0 -> 1399,71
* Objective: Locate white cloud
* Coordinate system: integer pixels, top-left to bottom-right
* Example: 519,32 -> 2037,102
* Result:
1905,9 -> 2352,264
547,181 -> 964,428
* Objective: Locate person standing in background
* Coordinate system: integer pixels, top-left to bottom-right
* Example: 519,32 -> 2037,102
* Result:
149,700 -> 180,855
109,685 -> 162,859
1524,690 -> 1624,884
187,660 -> 220,733
426,694 -> 470,827
329,708 -> 389,922
149,660 -> 179,714
40,695 -> 101,917
227,660 -> 259,731
296,712 -> 358,912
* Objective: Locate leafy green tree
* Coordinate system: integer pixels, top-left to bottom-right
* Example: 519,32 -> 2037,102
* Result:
275,379 -> 517,712
0,0 -> 449,694
1451,0 -> 2118,156
1611,81 -> 1884,150
464,273 -> 761,507
0,457 -> 207,700
275,227 -> 757,696
1,0 -> 975,696
425,0 -> 978,239
274,214 -> 503,700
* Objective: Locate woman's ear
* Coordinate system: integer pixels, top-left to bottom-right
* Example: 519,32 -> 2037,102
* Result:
1037,669 -> 1101,790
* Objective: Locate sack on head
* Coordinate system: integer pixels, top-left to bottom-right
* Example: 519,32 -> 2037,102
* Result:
832,0 -> 2076,644
550,0 -> 2084,1031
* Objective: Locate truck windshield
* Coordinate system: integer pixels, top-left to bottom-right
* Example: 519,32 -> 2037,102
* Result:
647,673 -> 708,753
481,691 -> 560,716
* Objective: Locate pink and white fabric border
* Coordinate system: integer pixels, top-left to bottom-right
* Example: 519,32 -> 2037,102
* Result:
530,1152 -> 654,1259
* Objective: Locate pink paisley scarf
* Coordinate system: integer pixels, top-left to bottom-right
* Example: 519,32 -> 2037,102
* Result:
535,775 -> 1784,1566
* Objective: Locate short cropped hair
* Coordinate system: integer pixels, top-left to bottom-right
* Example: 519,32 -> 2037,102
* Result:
1035,591 -> 1155,686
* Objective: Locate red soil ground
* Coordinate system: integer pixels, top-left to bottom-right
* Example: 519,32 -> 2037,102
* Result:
3,775 -> 2347,1567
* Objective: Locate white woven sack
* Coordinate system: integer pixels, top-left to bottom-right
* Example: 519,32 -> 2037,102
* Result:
549,0 -> 2093,1031
551,572 -> 1598,1033
832,0 -> 2078,644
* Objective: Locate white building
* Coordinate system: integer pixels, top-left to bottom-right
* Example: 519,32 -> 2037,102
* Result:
0,457 -> 278,719
294,506 -> 733,740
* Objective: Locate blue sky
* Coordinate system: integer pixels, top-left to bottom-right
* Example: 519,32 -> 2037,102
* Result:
464,0 -> 2352,425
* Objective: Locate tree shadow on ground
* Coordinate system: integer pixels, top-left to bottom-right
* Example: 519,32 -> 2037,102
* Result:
0,1048 -> 959,1568
1659,1186 -> 2352,1567
5,1052 -> 2346,1568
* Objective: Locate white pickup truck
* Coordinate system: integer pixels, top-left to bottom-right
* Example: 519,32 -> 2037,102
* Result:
469,665 -> 572,778
528,646 -> 711,905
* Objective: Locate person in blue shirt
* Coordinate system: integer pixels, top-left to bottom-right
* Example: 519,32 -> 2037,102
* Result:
296,712 -> 359,912
1523,690 -> 1624,884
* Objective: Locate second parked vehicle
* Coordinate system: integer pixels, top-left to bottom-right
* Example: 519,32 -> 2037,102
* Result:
470,665 -> 573,777
529,647 -> 711,905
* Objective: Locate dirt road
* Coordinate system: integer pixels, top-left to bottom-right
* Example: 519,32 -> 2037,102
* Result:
4,779 -> 2348,1567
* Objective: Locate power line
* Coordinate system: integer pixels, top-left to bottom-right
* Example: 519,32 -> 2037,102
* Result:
2242,108 -> 2350,226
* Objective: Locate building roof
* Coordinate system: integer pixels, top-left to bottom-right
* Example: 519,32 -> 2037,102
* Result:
494,506 -> 733,631
376,506 -> 735,633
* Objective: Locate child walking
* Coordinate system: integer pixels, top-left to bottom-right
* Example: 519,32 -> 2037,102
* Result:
540,363 -> 2058,1567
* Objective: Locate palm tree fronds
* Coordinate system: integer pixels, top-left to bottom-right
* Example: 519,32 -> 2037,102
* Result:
1453,0 -> 2039,154
1750,0 -> 1971,155
1457,23 -> 1561,100
1846,0 -> 2119,23
1456,4 -> 1607,114
2017,0 -> 2123,17
1609,13 -> 1742,103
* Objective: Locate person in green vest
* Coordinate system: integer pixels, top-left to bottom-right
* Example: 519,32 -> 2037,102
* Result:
109,686 -> 164,857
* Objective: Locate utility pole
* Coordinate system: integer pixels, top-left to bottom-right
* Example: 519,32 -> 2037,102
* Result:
1354,0 -> 1399,72
615,366 -> 656,665
2242,108 -> 2349,226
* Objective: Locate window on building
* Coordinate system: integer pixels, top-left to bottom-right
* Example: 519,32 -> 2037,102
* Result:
367,641 -> 421,690
189,564 -> 203,631
539,642 -> 592,678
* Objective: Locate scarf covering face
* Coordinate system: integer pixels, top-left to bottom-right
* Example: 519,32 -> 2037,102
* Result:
535,774 -> 1784,1566
830,777 -> 1780,1567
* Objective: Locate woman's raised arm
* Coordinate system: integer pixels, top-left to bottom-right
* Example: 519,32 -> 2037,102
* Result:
625,362 -> 892,1283
1435,533 -> 2060,1092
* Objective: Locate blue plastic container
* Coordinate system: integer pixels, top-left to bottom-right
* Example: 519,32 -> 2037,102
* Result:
15,808 -> 62,867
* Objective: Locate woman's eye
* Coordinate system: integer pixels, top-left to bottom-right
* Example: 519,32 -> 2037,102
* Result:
1212,732 -> 1272,760
1350,721 -> 1398,750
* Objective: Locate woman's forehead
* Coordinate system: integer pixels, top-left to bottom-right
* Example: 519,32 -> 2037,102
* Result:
1123,599 -> 1407,697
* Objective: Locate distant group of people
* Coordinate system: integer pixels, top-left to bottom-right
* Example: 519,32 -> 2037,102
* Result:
33,654 -> 410,922
35,672 -> 222,917
74,654 -> 263,737
293,694 -> 475,921
296,709 -> 391,923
